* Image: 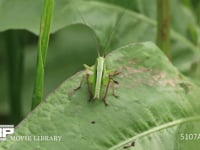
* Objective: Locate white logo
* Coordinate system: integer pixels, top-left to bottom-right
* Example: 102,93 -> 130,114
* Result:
0,125 -> 14,141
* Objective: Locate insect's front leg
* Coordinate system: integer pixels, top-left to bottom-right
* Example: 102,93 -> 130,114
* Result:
111,79 -> 119,98
111,70 -> 121,77
109,70 -> 120,98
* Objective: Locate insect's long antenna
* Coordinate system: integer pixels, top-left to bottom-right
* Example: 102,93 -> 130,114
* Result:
76,8 -> 100,57
103,9 -> 126,54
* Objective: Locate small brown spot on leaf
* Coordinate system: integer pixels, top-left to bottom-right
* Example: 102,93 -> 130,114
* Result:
152,73 -> 179,87
125,66 -> 150,75
91,121 -> 96,124
128,59 -> 137,65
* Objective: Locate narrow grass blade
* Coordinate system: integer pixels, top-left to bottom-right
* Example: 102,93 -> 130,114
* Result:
32,0 -> 54,109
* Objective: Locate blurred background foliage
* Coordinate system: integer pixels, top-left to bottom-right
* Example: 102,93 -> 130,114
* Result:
0,25 -> 97,123
0,0 -> 199,124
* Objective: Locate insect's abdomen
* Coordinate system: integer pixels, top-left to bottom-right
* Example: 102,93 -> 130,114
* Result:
93,57 -> 104,99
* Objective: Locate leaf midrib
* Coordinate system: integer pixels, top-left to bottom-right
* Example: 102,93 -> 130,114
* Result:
109,115 -> 200,150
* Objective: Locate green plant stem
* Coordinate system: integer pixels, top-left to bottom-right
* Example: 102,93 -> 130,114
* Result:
5,30 -> 23,124
156,0 -> 171,58
31,0 -> 54,109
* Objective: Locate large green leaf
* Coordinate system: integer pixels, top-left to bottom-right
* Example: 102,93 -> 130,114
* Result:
1,0 -> 200,122
1,42 -> 200,149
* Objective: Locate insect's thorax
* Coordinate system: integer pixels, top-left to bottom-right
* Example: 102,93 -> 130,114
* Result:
93,56 -> 105,99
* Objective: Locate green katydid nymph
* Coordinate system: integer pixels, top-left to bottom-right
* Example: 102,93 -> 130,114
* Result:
74,54 -> 120,106
72,9 -> 126,106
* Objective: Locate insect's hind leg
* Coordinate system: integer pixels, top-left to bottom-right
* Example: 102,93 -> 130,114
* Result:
68,75 -> 85,98
102,73 -> 120,106
102,76 -> 112,106
70,74 -> 93,102
86,74 -> 93,101
74,75 -> 85,91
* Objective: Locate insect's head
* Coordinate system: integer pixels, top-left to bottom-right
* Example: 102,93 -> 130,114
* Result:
96,56 -> 105,63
